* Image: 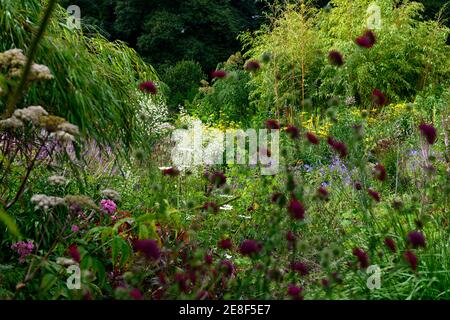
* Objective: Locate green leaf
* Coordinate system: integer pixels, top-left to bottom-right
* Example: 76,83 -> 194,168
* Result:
0,205 -> 22,240
40,273 -> 58,294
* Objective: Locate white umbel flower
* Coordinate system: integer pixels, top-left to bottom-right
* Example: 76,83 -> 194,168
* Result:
0,117 -> 24,129
31,194 -> 65,211
100,189 -> 121,201
48,175 -> 68,186
13,105 -> 48,125
57,122 -> 79,135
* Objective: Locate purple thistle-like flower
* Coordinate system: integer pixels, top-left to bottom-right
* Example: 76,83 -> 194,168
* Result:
419,123 -> 437,145
384,237 -> 397,253
239,239 -> 262,256
218,238 -> 233,250
404,250 -> 418,271
209,171 -> 226,187
306,132 -> 320,145
266,119 -> 280,130
139,81 -> 157,94
203,201 -> 219,213
373,163 -> 387,181
291,262 -> 309,276
71,225 -> 80,233
367,188 -> 381,202
68,244 -> 81,263
286,231 -> 296,242
327,137 -> 348,158
407,231 -> 426,248
355,30 -> 376,48
287,284 -> 304,300
285,125 -> 300,139
129,288 -> 144,300
317,186 -> 329,199
162,167 -> 180,177
371,89 -> 387,106
211,70 -> 228,79
244,60 -> 261,72
328,50 -> 344,66
288,198 -> 305,220
220,259 -> 235,277
133,239 -> 161,260
352,247 -> 369,269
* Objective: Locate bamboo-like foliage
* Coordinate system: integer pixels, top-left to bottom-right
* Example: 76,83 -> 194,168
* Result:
0,0 -> 160,150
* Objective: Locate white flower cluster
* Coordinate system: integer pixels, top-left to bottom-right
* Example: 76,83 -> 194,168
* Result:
0,49 -> 26,66
136,92 -> 173,137
0,116 -> 24,130
49,121 -> 79,144
48,175 -> 68,186
0,48 -> 53,81
30,194 -> 65,211
100,188 -> 121,201
13,105 -> 48,125
345,96 -> 356,106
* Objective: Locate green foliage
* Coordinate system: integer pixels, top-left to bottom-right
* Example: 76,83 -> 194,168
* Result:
0,0 -> 159,149
161,60 -> 205,112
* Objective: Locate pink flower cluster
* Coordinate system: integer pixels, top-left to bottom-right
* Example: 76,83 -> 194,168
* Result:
100,199 -> 117,215
11,241 -> 34,263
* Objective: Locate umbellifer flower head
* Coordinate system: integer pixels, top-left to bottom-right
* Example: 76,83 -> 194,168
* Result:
211,70 -> 228,79
384,237 -> 397,253
306,132 -> 320,145
266,119 -> 280,130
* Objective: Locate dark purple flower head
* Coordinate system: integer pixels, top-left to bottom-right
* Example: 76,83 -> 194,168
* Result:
328,50 -> 344,66
218,238 -> 233,250
285,125 -> 300,139
139,81 -> 157,94
384,237 -> 397,253
205,254 -> 213,265
407,231 -> 426,248
287,284 -> 304,300
129,288 -> 144,300
355,30 -> 376,48
288,198 -> 305,220
291,262 -> 309,276
162,167 -> 180,177
367,188 -> 381,202
321,278 -> 330,287
373,163 -> 387,181
209,171 -> 226,187
266,119 -> 280,130
211,70 -> 228,79
220,259 -> 235,277
239,239 -> 262,256
352,247 -> 369,269
317,186 -> 329,199
286,231 -> 296,242
404,250 -> 418,271
203,201 -> 219,213
245,60 -> 261,72
133,239 -> 161,260
327,137 -> 348,158
371,89 -> 387,106
354,181 -> 363,190
306,132 -> 319,145
68,244 -> 81,263
419,123 -> 437,145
